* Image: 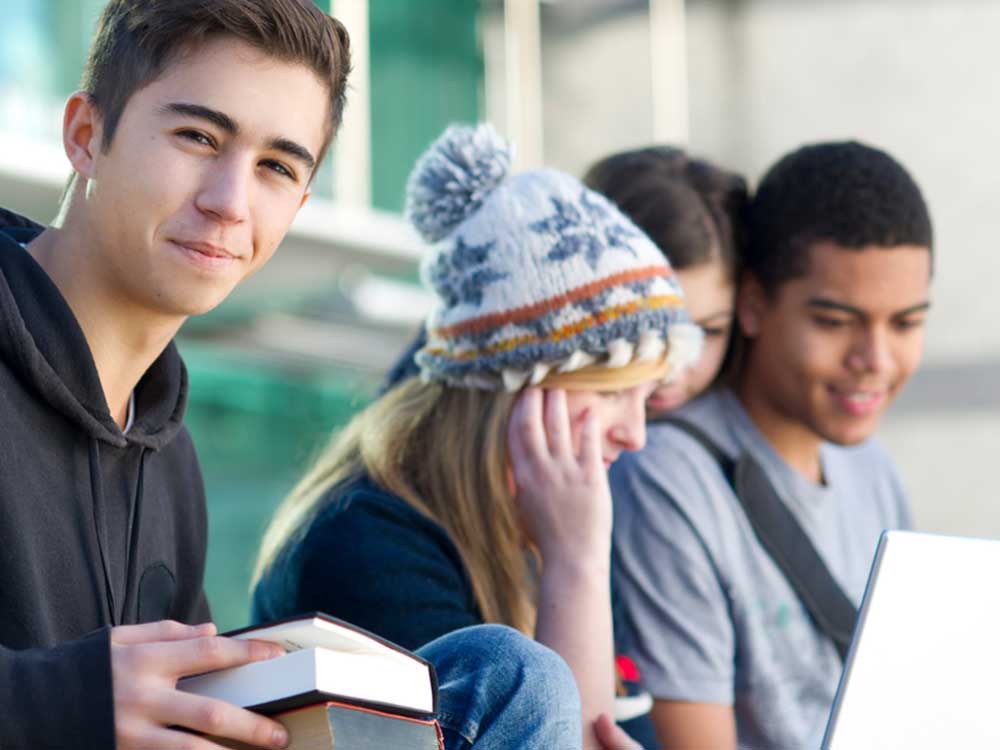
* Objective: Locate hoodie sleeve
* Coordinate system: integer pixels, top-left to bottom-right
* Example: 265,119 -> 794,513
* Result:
0,628 -> 116,749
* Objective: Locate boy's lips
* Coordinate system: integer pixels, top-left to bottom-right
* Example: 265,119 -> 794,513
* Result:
828,385 -> 889,417
173,239 -> 236,258
169,239 -> 241,269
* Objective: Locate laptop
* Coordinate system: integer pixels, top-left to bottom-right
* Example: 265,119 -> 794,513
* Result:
822,530 -> 1000,749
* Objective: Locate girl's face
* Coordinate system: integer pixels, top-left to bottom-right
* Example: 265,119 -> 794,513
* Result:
564,381 -> 659,469
647,259 -> 736,415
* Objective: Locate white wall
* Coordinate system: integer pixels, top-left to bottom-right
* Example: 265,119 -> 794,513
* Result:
540,0 -> 1000,535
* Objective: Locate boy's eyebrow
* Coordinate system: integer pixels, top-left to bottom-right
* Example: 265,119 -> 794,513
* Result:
891,301 -> 932,318
807,298 -> 866,318
160,102 -> 238,134
268,137 -> 315,172
160,102 -> 316,172
807,297 -> 932,319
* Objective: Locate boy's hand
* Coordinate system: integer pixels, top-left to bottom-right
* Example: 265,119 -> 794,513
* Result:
111,620 -> 289,750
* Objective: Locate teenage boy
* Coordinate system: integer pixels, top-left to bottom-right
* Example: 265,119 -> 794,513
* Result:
0,3 -> 594,750
610,141 -> 933,750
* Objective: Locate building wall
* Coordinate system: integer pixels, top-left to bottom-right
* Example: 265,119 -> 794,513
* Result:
541,0 -> 1000,535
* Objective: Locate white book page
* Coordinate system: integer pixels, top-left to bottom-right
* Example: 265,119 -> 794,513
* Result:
179,647 -> 433,714
233,616 -> 406,661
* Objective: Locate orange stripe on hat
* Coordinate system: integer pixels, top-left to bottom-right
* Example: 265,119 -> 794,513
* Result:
434,265 -> 673,340
427,294 -> 684,360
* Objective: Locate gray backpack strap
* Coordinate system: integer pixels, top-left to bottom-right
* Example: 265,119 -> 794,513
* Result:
655,417 -> 857,662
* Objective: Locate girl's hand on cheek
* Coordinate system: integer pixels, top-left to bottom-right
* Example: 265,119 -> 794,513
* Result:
507,387 -> 612,566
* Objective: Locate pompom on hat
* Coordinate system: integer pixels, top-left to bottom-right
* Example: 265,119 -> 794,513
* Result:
406,123 -> 702,391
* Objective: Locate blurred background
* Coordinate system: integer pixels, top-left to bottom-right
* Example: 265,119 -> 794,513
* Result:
2,0 -> 997,630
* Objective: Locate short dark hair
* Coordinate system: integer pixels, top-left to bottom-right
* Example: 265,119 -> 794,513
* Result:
81,0 -> 351,170
747,141 -> 933,294
583,146 -> 748,278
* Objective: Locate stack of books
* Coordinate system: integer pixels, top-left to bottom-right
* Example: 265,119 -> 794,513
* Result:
179,613 -> 441,750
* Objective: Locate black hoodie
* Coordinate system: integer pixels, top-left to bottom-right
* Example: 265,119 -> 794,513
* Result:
0,208 -> 211,748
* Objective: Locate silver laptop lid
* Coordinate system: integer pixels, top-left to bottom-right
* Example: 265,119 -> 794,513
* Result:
823,530 -> 1000,749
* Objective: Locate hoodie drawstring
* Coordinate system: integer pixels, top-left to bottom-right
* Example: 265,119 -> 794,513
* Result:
121,449 -> 147,623
88,440 -> 117,626
88,440 -> 147,627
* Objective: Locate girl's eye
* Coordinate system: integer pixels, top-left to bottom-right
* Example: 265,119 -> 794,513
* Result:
701,325 -> 730,339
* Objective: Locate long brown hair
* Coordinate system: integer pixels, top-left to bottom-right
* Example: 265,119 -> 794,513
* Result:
253,378 -> 536,633
584,147 -> 749,386
583,146 -> 747,277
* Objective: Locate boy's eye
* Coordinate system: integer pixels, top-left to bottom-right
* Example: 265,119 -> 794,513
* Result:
262,160 -> 295,180
812,316 -> 848,329
894,317 -> 925,331
177,129 -> 215,148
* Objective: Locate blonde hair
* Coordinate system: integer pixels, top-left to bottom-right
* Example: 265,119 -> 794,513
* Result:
254,378 -> 535,632
253,355 -> 667,635
540,355 -> 669,391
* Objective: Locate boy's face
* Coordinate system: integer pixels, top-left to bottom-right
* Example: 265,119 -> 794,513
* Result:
75,36 -> 328,317
738,241 -> 931,446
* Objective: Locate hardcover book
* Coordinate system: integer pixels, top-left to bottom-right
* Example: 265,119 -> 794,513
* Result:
179,612 -> 438,718
216,701 -> 443,750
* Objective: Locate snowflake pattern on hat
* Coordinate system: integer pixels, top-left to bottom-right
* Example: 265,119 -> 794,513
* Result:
530,190 -> 638,269
426,236 -> 508,308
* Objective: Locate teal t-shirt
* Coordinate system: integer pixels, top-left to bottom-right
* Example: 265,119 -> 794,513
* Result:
610,389 -> 911,749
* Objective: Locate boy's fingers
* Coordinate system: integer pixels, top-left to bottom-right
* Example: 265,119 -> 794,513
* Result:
112,620 -> 216,646
153,691 -> 289,750
137,725 -> 258,750
157,636 -> 284,678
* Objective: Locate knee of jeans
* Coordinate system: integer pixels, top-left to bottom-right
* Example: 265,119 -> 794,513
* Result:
461,625 -> 581,709
430,625 -> 583,747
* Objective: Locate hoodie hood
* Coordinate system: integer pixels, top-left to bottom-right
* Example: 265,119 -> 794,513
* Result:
0,207 -> 187,450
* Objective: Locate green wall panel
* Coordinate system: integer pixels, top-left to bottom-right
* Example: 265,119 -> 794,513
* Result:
369,0 -> 483,211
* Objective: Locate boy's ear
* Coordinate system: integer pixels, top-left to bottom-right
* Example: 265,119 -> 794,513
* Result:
299,187 -> 311,209
62,91 -> 103,180
736,275 -> 767,338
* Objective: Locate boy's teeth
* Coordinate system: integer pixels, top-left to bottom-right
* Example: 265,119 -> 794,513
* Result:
846,392 -> 875,403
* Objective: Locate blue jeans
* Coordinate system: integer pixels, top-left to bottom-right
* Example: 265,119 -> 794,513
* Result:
417,624 -> 583,750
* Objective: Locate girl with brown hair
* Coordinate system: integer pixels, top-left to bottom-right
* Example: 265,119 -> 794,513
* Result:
585,147 -> 748,413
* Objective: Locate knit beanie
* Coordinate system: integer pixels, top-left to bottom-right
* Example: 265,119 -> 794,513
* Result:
406,123 -> 702,391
